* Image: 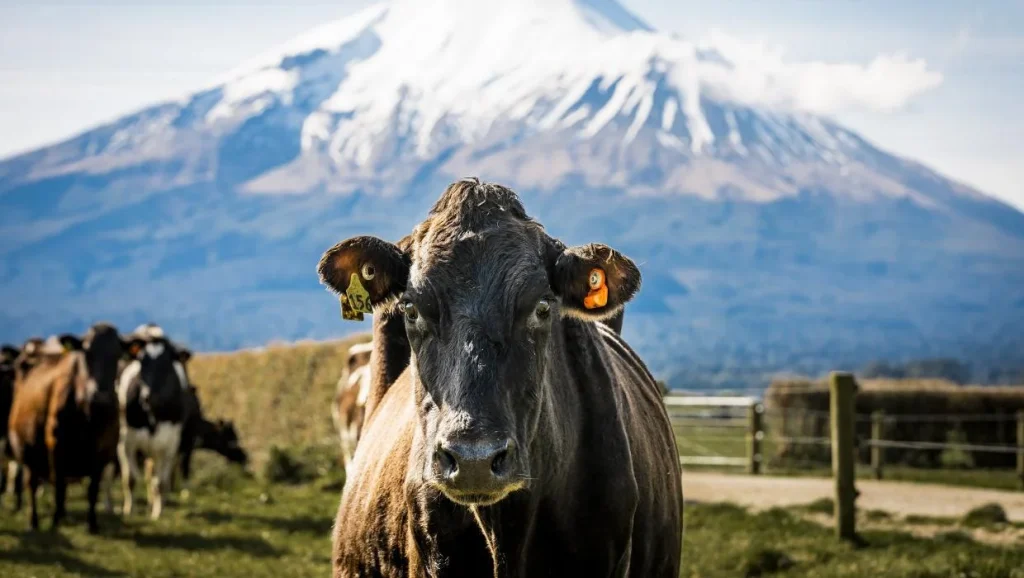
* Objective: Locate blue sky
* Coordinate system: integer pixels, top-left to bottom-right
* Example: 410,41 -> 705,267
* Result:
1,0 -> 1021,210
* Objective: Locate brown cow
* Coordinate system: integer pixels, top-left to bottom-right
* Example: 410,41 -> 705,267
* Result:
331,340 -> 372,473
7,324 -> 126,532
319,178 -> 683,577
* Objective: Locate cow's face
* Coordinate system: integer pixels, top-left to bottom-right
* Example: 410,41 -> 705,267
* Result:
81,323 -> 125,391
318,179 -> 640,506
124,336 -> 189,404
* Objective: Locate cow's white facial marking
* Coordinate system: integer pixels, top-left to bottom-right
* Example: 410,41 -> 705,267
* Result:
145,342 -> 165,359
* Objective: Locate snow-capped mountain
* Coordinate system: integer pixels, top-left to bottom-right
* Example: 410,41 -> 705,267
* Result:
2,0 -> 1023,384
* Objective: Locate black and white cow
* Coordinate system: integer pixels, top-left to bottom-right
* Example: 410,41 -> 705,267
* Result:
116,327 -> 190,519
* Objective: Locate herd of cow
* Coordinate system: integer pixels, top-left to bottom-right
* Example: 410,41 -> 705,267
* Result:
0,323 -> 247,533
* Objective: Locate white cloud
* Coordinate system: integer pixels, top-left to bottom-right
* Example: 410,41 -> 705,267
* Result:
696,29 -> 944,115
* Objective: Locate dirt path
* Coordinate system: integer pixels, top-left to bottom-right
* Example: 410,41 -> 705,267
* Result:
683,472 -> 1024,521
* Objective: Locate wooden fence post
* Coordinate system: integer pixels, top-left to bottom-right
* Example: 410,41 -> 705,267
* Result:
871,411 -> 884,480
830,372 -> 858,541
1017,411 -> 1024,491
747,402 -> 764,475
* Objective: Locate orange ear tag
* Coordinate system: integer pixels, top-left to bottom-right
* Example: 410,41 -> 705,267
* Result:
583,268 -> 608,309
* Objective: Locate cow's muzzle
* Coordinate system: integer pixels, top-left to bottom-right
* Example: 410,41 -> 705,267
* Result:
431,436 -> 524,506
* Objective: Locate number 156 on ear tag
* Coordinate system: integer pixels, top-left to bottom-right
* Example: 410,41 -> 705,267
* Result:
340,272 -> 373,321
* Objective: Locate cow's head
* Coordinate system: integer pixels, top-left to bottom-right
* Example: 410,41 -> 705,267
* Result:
346,342 -> 372,376
318,178 -> 640,506
79,323 -> 128,391
123,334 -> 190,405
204,419 -> 248,466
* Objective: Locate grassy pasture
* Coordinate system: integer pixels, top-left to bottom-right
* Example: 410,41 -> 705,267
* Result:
2,339 -> 1021,577
2,461 -> 1022,578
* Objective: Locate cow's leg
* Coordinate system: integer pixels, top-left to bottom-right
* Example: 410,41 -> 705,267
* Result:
51,466 -> 67,530
26,468 -> 39,531
118,433 -> 143,517
179,448 -> 193,485
86,464 -> 102,534
150,426 -> 181,520
0,454 -> 7,501
102,462 -> 115,514
11,462 -> 23,512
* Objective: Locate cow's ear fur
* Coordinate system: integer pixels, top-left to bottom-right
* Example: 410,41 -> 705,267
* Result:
318,236 -> 409,311
552,243 -> 641,321
176,347 -> 192,364
58,334 -> 84,352
1,344 -> 19,365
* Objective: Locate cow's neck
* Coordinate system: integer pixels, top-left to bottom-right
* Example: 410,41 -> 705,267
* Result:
365,309 -> 410,421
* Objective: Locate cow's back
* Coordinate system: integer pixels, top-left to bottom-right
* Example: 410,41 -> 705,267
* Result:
596,322 -> 683,577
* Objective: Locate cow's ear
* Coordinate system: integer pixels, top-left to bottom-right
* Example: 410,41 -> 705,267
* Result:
122,337 -> 145,360
552,243 -> 641,321
176,347 -> 192,364
58,334 -> 84,352
318,236 -> 409,320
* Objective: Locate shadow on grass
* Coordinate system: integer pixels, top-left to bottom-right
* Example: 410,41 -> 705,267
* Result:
186,509 -> 333,534
130,532 -> 283,557
0,528 -> 124,576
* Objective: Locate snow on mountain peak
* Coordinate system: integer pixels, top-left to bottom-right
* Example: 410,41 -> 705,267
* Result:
195,0 -> 942,187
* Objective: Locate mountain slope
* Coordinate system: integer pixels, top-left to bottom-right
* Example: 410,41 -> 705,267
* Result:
1,0 -> 1023,384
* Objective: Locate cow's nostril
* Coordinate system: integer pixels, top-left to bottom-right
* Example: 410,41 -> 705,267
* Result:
435,447 -> 457,478
490,440 -> 514,477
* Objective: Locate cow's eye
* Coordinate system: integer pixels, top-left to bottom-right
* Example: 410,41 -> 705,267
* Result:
535,299 -> 551,319
402,301 -> 419,322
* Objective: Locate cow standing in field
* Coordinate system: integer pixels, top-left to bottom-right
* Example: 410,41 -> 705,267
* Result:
331,341 -> 372,473
117,329 -> 190,519
320,178 -> 683,577
7,325 -> 125,532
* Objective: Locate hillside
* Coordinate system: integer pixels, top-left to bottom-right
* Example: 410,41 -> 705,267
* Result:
1,0 -> 1023,381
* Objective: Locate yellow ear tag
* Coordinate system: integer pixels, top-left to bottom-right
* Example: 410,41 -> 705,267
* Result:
583,268 -> 608,309
339,295 -> 363,322
346,272 -> 373,314
62,342 -> 73,353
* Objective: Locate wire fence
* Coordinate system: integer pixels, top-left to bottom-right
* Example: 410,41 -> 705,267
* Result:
666,393 -> 1024,485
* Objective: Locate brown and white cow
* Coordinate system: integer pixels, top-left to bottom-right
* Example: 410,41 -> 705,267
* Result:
331,340 -> 372,473
7,325 -> 125,532
320,178 -> 683,577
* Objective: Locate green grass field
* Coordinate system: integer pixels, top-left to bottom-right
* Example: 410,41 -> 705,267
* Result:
2,457 -> 1022,578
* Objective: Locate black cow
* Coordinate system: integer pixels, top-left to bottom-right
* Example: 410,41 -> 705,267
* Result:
321,178 -> 683,577
175,384 -> 248,488
0,344 -> 20,508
